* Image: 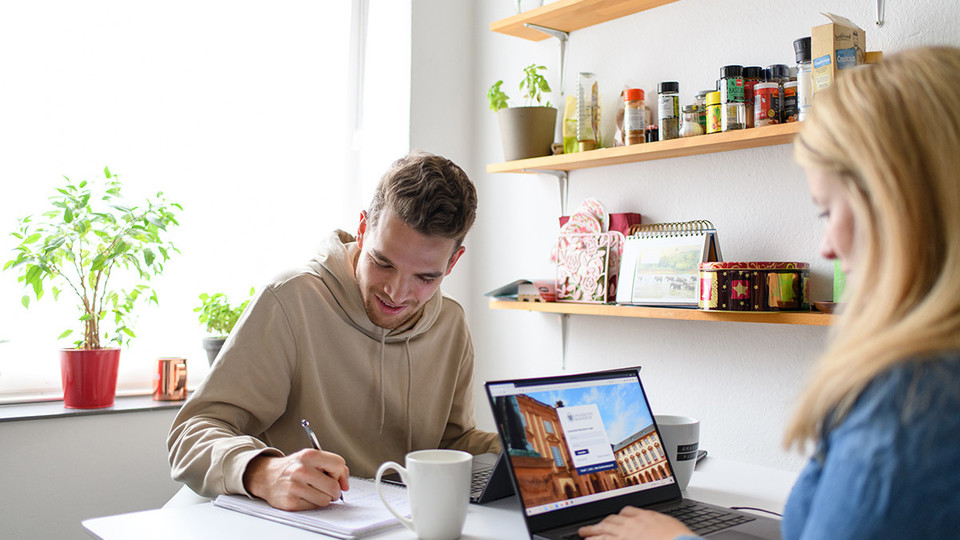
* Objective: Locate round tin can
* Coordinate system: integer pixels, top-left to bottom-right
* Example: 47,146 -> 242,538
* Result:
698,261 -> 809,311
754,82 -> 780,127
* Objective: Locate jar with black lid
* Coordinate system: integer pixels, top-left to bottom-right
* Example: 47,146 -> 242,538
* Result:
657,81 -> 680,140
742,66 -> 763,128
766,64 -> 791,123
720,65 -> 745,131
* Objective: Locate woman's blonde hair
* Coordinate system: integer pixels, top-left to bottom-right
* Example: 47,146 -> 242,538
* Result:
786,46 -> 960,448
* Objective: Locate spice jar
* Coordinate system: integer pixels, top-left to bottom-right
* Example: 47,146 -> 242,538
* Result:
754,82 -> 780,126
645,124 -> 659,143
706,91 -> 722,134
657,81 -> 680,141
766,64 -> 791,123
624,88 -> 646,145
742,66 -> 762,129
794,37 -> 813,121
782,81 -> 799,123
694,90 -> 710,133
679,105 -> 703,138
720,65 -> 745,131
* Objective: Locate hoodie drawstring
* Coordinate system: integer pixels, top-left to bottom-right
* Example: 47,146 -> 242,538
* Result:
378,329 -> 386,433
405,337 -> 413,452
377,329 -> 414,453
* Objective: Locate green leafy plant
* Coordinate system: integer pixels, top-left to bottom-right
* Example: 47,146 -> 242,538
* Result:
487,80 -> 510,112
4,166 -> 182,350
487,63 -> 552,112
194,288 -> 254,338
520,64 -> 551,106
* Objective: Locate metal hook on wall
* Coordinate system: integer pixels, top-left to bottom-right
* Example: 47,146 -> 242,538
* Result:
876,0 -> 884,27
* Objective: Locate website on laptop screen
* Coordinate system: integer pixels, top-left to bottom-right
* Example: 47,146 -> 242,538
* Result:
489,373 -> 676,517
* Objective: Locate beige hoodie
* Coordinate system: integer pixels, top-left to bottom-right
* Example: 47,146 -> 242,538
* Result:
167,230 -> 500,498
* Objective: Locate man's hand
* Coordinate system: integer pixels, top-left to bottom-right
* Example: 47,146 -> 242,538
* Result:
243,449 -> 350,511
579,506 -> 695,540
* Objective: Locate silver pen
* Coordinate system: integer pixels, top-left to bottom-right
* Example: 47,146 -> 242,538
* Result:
301,419 -> 344,501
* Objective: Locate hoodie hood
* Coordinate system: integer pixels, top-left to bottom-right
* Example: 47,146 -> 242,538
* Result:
306,229 -> 444,343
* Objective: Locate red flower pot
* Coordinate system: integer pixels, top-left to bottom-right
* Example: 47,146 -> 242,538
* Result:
60,348 -> 120,409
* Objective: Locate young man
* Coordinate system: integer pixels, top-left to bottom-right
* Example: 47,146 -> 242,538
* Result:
168,152 -> 500,511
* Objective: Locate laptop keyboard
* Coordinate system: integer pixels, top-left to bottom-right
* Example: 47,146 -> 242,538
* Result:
558,501 -> 754,539
662,501 -> 756,536
470,465 -> 493,498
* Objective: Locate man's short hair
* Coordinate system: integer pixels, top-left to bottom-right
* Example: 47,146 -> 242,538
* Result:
367,151 -> 478,247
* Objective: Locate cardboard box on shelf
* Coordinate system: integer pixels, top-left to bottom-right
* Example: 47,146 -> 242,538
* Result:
812,13 -> 865,93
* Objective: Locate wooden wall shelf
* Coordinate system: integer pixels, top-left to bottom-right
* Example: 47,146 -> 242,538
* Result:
489,299 -> 832,326
490,0 -> 682,41
487,122 -> 801,174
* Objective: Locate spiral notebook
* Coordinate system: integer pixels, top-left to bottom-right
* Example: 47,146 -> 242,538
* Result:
615,221 -> 722,307
213,477 -> 409,539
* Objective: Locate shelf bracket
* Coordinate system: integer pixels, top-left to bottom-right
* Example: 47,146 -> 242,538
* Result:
559,313 -> 569,370
523,168 -> 568,215
523,23 -> 569,95
524,23 -> 569,143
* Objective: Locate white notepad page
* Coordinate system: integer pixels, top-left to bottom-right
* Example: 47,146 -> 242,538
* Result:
214,477 -> 410,539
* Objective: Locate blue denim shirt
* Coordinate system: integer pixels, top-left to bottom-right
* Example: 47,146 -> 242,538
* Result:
780,355 -> 960,539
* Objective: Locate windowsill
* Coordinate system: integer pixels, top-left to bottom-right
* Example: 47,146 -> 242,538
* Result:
0,393 -> 186,423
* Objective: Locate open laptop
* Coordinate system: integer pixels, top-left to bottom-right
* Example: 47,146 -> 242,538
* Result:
485,368 -> 781,539
380,451 -> 514,504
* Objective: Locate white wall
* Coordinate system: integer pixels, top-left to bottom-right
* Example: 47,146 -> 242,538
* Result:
451,0 -> 960,472
0,410 -> 181,539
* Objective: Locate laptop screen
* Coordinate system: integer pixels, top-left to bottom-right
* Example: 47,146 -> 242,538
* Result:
487,369 -> 677,518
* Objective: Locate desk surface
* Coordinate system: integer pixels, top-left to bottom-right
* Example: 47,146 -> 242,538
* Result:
83,457 -> 798,540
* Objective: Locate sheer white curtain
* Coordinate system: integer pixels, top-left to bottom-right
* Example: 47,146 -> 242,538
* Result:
0,0 -> 408,401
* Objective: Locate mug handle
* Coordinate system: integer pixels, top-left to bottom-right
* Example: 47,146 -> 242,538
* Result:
375,461 -> 415,532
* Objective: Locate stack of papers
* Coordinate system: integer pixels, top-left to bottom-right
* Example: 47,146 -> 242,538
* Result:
213,477 -> 410,539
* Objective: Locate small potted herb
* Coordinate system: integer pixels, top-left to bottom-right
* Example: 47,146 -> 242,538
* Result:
195,288 -> 253,365
5,167 -> 181,408
488,64 -> 557,161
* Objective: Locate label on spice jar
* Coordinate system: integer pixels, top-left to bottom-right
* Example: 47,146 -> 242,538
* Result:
658,95 -> 679,119
754,83 -> 780,127
782,81 -> 799,123
625,107 -> 646,134
707,104 -> 722,134
721,78 -> 744,103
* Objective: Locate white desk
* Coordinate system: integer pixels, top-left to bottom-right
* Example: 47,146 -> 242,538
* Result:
83,457 -> 798,540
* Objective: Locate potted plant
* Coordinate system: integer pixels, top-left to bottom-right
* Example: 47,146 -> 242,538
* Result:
4,167 -> 182,408
195,288 -> 253,365
488,63 -> 557,161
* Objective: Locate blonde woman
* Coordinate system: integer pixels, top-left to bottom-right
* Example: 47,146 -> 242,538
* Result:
581,46 -> 960,539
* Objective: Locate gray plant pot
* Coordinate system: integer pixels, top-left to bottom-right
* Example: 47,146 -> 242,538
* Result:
497,106 -> 558,161
201,336 -> 227,366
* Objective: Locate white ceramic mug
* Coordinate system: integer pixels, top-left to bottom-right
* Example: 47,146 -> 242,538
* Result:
375,449 -> 472,540
655,414 -> 700,491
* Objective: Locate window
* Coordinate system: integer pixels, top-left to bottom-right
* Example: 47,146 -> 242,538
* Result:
0,0 -> 411,402
550,446 -> 564,467
544,420 -> 554,434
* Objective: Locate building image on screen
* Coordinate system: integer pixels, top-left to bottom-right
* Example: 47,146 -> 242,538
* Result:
492,378 -> 674,514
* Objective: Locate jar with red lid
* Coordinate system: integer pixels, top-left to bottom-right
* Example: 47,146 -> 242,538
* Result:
624,88 -> 646,145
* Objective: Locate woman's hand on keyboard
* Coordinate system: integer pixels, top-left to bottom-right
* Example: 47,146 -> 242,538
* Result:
578,506 -> 696,540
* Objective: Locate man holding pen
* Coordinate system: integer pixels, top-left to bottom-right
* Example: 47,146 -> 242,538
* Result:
167,152 -> 500,510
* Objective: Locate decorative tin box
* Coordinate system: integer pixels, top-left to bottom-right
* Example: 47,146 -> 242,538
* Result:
556,231 -> 624,303
698,261 -> 809,312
